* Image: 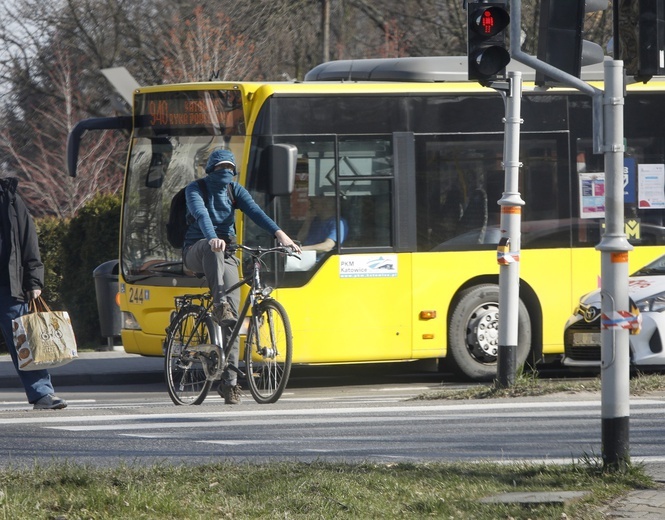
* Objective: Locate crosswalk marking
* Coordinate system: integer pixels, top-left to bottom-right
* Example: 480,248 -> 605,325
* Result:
2,398 -> 665,437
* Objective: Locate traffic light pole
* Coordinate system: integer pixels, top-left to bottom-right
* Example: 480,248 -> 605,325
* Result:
466,0 -> 517,387
496,71 -> 524,388
597,59 -> 632,470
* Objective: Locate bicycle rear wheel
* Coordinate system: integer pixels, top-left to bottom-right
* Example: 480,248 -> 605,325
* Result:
245,299 -> 293,404
165,305 -> 216,405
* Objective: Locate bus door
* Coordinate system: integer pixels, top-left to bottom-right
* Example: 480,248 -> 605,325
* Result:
258,133 -> 414,363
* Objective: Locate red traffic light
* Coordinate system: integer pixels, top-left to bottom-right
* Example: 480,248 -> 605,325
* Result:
467,2 -> 511,82
469,6 -> 510,38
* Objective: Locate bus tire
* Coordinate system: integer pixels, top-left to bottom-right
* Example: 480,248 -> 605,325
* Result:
447,283 -> 531,382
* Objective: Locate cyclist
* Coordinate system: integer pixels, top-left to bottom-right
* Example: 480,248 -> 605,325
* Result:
182,148 -> 301,405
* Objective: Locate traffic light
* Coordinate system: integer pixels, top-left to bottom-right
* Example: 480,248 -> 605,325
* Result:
615,0 -> 665,82
467,1 -> 510,83
536,0 -> 608,86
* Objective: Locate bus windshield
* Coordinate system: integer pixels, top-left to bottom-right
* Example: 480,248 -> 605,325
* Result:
121,89 -> 245,282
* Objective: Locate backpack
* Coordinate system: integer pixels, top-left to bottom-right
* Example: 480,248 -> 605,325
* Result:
166,179 -> 236,248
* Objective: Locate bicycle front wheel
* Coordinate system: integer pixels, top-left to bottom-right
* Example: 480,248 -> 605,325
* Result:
165,305 -> 216,405
245,299 -> 293,404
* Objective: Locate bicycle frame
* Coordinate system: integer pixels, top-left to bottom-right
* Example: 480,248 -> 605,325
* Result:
173,246 -> 285,382
220,248 -> 277,375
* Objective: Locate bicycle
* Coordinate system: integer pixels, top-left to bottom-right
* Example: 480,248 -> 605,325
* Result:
164,244 -> 296,405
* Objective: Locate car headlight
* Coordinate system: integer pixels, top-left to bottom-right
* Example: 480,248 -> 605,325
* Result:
634,291 -> 665,313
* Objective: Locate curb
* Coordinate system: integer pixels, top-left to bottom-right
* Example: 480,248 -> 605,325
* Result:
0,351 -> 164,388
0,371 -> 165,388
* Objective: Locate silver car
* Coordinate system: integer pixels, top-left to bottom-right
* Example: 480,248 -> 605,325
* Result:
563,254 -> 665,368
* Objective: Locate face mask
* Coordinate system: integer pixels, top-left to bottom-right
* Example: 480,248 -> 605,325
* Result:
211,169 -> 235,183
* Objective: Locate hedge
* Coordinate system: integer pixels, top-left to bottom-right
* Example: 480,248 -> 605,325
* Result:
36,194 -> 121,347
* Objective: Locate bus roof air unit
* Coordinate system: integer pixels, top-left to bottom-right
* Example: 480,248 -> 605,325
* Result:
304,56 -> 605,83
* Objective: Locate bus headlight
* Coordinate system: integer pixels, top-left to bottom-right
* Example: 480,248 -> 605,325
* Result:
122,311 -> 142,330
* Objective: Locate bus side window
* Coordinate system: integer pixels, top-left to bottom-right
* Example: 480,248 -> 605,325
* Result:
341,194 -> 392,248
523,161 -> 558,221
373,196 -> 392,246
340,172 -> 393,249
339,198 -> 357,246
458,188 -> 488,243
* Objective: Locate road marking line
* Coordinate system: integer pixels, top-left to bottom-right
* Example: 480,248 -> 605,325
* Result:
38,405 -> 665,432
1,399 -> 663,426
0,399 -> 97,406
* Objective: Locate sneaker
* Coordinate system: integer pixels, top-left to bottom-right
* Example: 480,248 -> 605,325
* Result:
212,301 -> 236,326
33,394 -> 68,410
218,384 -> 241,405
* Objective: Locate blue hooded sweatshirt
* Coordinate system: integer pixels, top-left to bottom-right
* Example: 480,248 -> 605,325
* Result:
183,149 -> 280,247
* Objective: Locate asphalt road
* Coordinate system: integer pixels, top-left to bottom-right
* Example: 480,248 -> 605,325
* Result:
1,373 -> 663,469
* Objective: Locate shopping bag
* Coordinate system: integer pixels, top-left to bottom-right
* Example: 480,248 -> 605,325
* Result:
12,297 -> 78,371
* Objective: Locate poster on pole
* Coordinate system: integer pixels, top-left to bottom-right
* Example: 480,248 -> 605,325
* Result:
638,164 -> 665,209
579,172 -> 605,219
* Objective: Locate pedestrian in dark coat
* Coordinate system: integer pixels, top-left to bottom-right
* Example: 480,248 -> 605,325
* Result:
0,178 -> 67,409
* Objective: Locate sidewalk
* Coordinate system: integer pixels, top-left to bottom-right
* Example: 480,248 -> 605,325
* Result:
603,463 -> 665,519
0,348 -> 164,387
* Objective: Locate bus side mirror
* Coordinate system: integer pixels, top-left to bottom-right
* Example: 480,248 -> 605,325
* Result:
66,116 -> 132,177
268,144 -> 297,196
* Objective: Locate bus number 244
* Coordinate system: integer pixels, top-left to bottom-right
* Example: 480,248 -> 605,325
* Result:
128,287 -> 149,304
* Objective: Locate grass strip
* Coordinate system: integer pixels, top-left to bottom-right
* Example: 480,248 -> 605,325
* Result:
414,371 -> 665,401
0,459 -> 652,519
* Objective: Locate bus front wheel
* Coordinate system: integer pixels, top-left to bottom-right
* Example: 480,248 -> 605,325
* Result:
447,284 -> 531,382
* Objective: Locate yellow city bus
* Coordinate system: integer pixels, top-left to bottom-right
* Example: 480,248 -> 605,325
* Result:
68,57 -> 665,381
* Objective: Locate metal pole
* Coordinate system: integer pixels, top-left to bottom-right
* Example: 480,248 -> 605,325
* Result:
496,71 -> 525,388
321,0 -> 330,63
597,59 -> 632,470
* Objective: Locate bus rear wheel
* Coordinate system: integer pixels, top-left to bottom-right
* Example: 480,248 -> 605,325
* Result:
447,283 -> 531,382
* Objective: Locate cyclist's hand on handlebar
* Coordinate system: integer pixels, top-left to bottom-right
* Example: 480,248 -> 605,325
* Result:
209,238 -> 226,253
275,230 -> 302,254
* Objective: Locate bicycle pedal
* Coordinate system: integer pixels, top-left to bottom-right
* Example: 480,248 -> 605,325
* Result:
228,364 -> 246,378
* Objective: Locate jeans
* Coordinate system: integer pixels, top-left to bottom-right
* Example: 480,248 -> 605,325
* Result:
183,240 -> 240,386
0,286 -> 55,403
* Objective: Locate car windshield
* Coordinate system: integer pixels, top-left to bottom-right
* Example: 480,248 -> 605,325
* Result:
632,255 -> 665,276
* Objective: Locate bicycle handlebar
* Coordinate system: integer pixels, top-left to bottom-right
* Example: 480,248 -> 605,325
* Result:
227,243 -> 300,260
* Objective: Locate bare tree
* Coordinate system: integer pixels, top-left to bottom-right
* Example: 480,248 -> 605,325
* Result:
0,42 -> 124,217
161,6 -> 260,82
222,0 -> 322,79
